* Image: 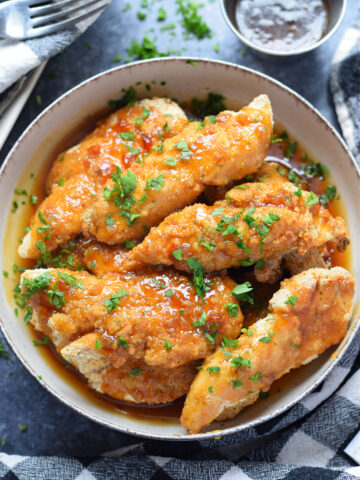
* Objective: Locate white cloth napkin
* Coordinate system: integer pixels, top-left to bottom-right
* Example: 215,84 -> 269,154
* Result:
0,3 -> 105,95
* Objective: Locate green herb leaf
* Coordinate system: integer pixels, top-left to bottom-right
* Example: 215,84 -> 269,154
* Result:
285,295 -> 298,306
104,289 -> 128,312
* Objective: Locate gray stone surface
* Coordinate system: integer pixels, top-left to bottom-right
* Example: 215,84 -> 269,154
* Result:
0,0 -> 355,456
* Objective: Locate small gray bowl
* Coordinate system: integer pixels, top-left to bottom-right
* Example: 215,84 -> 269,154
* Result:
220,0 -> 348,59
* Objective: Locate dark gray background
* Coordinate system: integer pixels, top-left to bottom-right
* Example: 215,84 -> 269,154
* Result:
0,0 -> 355,456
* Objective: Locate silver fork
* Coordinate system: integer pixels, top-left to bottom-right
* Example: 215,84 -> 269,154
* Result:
0,0 -> 111,40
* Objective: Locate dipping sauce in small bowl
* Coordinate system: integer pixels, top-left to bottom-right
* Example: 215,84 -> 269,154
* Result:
221,0 -> 347,58
235,0 -> 329,53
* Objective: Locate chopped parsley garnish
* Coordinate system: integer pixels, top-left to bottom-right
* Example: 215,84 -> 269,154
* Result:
165,158 -> 177,167
190,92 -> 226,118
0,339 -> 13,361
241,327 -> 253,337
232,379 -> 243,389
294,186 -> 302,197
320,185 -> 337,206
179,308 -> 185,316
125,144 -> 141,155
104,289 -> 128,312
199,237 -> 216,252
119,132 -> 134,141
302,161 -> 329,179
157,7 -> 166,21
95,339 -> 102,350
250,372 -> 262,383
145,174 -> 165,191
129,366 -> 143,378
211,207 -> 225,216
106,214 -> 114,226
239,258 -> 255,267
172,248 -> 183,261
285,141 -> 297,158
255,259 -> 267,269
259,332 -> 275,343
163,121 -> 170,132
165,289 -> 173,298
33,336 -> 50,347
124,240 -> 136,250
177,0 -> 211,39
231,356 -> 251,369
29,195 -> 38,205
224,303 -> 239,317
175,140 -> 192,159
270,134 -> 283,144
259,391 -> 270,399
288,169 -> 301,185
305,192 -> 319,206
290,342 -> 300,348
58,177 -> 65,186
208,386 -> 214,393
90,261 -> 96,269
47,282 -> 65,308
232,282 -> 253,304
127,37 -> 167,60
186,257 -> 210,299
19,424 -> 28,432
118,336 -> 129,349
221,336 -> 238,348
192,310 -> 207,327
207,366 -> 220,374
57,272 -> 83,289
285,295 -> 298,306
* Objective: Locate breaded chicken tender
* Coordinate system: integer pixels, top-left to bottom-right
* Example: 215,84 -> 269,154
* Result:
62,333 -> 197,404
83,95 -> 273,244
129,179 -> 348,281
19,98 -> 188,259
40,236 -> 137,275
180,267 -> 354,433
20,268 -> 243,368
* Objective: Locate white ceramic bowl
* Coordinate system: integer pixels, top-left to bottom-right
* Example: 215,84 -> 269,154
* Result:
0,58 -> 359,441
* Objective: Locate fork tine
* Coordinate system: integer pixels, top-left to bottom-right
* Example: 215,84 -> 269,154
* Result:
25,0 -> 50,6
28,1 -> 110,36
30,0 -> 87,17
31,0 -> 105,27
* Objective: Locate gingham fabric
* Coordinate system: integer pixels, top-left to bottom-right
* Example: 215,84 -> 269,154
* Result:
330,4 -> 360,163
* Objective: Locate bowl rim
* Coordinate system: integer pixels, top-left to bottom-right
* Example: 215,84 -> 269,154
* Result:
0,56 -> 359,441
219,0 -> 348,57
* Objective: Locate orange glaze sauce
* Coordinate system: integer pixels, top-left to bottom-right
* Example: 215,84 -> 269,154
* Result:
2,102 -> 351,426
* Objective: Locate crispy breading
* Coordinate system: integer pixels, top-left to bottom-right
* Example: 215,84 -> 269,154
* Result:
128,180 -> 349,280
180,267 -> 354,433
21,268 -> 243,368
61,333 -> 197,404
18,99 -> 188,259
83,95 -> 273,244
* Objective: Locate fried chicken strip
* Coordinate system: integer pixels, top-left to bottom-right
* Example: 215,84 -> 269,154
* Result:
83,95 -> 273,244
180,267 -> 354,433
128,180 -> 348,280
19,98 -> 188,259
21,268 -> 243,368
61,333 -> 197,404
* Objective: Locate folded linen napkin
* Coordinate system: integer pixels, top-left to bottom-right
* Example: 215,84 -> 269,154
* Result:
0,3 -> 105,95
330,6 -> 360,164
